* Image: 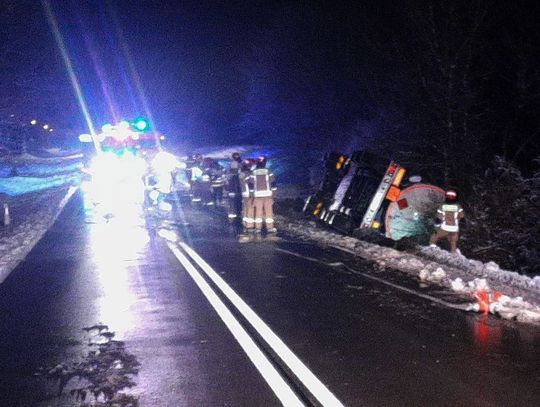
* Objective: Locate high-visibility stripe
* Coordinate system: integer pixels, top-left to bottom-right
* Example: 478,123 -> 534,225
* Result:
254,191 -> 272,197
266,218 -> 274,223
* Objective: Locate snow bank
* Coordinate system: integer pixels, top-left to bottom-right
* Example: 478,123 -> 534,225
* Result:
0,186 -> 77,283
8,151 -> 83,162
0,174 -> 81,196
0,153 -> 83,282
279,215 -> 540,325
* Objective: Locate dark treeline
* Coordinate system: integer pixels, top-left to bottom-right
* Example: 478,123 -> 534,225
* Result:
238,1 -> 540,273
239,1 -> 539,181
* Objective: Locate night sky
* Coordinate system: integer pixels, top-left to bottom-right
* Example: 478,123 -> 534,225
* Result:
4,0 -> 280,143
2,0 -> 540,165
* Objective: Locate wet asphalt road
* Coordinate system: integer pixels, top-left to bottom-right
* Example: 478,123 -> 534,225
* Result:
0,188 -> 539,406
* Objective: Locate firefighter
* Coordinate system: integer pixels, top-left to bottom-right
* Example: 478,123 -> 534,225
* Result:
227,152 -> 243,220
189,154 -> 204,203
429,189 -> 465,253
240,159 -> 255,232
248,156 -> 277,233
200,158 -> 215,205
209,160 -> 225,206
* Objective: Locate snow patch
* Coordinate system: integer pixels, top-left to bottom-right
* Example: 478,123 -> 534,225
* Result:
279,214 -> 540,325
0,186 -> 77,283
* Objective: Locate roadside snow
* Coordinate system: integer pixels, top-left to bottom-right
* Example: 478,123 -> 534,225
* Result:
0,174 -> 81,195
9,152 -> 83,162
0,186 -> 77,283
279,216 -> 540,325
0,152 -> 82,282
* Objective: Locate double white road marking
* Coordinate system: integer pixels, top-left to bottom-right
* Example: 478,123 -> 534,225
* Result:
166,240 -> 344,407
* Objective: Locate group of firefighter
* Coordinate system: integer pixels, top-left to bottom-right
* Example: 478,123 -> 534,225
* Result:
186,152 -> 277,234
183,152 -> 466,250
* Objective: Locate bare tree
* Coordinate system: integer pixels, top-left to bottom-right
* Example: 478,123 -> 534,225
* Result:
393,1 -> 491,188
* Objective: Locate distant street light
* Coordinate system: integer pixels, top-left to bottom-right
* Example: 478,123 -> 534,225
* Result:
43,124 -> 50,130
49,128 -> 54,132
30,119 -> 37,125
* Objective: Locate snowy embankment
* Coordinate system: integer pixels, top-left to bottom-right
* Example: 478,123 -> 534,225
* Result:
0,186 -> 77,283
278,215 -> 540,325
0,151 -> 81,283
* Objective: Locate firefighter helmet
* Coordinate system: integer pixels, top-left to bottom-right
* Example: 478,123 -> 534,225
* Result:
256,156 -> 267,168
445,189 -> 457,200
241,160 -> 252,172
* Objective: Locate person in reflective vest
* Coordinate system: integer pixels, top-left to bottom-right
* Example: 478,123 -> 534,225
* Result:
189,154 -> 204,203
429,189 -> 465,253
209,160 -> 225,206
248,156 -> 277,233
240,160 -> 255,231
227,152 -> 243,220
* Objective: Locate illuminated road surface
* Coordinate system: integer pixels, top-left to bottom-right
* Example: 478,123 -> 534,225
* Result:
0,189 -> 539,406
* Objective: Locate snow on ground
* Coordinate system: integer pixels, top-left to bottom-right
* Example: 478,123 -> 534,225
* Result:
175,144 -> 540,325
2,146 -> 539,326
0,151 -> 81,282
0,186 -> 77,283
0,174 -> 81,196
277,214 -> 540,325
0,152 -> 83,185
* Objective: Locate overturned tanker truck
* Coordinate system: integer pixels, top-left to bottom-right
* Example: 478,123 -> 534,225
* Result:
303,151 -> 445,241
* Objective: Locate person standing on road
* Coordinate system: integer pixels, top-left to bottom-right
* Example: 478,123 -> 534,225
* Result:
249,156 -> 277,233
227,152 -> 243,220
429,189 -> 465,254
209,160 -> 225,206
240,160 -> 255,233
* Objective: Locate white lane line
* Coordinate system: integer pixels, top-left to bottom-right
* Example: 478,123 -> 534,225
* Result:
179,242 -> 345,407
166,243 -> 304,407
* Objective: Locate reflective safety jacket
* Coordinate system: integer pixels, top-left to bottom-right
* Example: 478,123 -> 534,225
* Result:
190,166 -> 203,181
239,172 -> 251,198
437,203 -> 464,232
227,161 -> 242,196
249,168 -> 276,198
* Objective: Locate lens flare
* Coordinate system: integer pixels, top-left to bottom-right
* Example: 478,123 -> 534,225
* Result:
42,1 -> 100,154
